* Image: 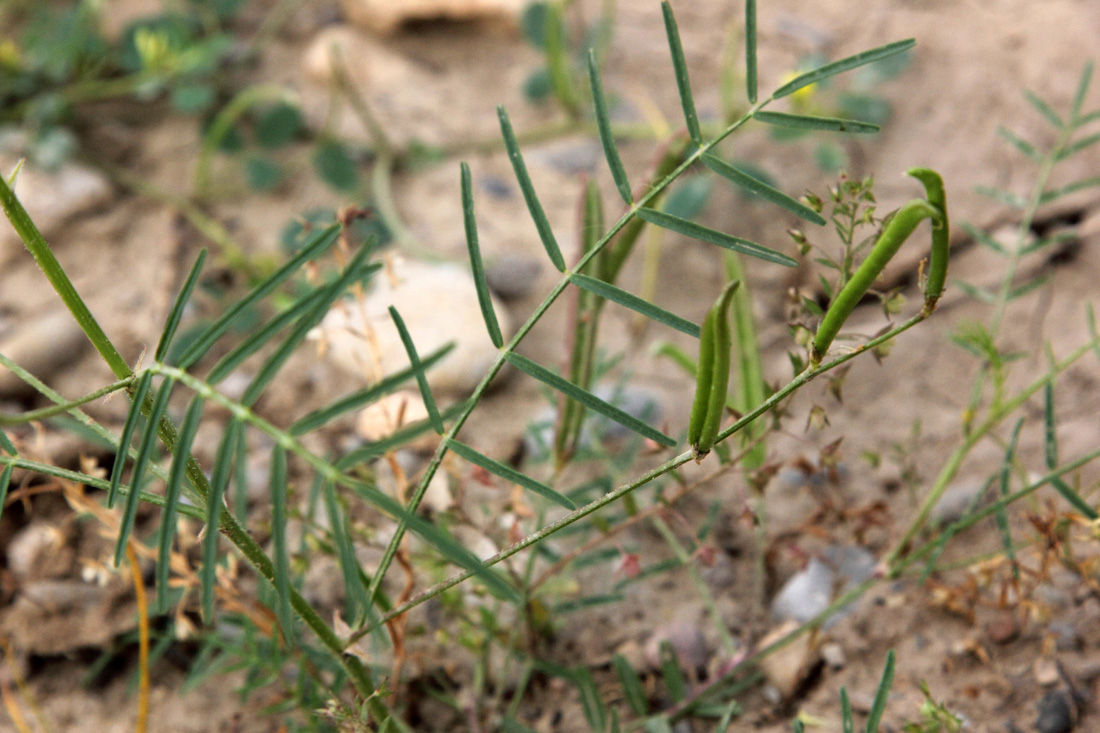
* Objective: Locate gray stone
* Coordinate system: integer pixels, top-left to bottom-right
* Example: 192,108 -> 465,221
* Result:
0,310 -> 88,397
1034,690 -> 1074,733
484,254 -> 541,301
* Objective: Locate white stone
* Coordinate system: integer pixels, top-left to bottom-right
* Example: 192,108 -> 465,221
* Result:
310,259 -> 511,396
340,0 -> 526,36
0,310 -> 89,397
0,154 -> 112,252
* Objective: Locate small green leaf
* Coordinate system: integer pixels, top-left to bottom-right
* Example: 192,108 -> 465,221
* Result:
522,67 -> 552,101
1023,89 -> 1064,128
498,106 -> 566,271
314,140 -> 359,192
637,208 -> 798,267
321,479 -> 373,623
242,247 -> 378,406
0,430 -> 15,456
1057,130 -> 1100,161
996,126 -> 1042,161
255,102 -> 303,149
108,372 -> 153,508
289,344 -> 454,435
864,649 -> 895,733
661,1 -> 701,144
1040,175 -> 1100,204
571,273 -> 700,337
659,640 -> 687,702
974,185 -> 1027,209
1007,274 -> 1052,301
505,352 -> 675,446
745,0 -> 758,103
1044,383 -> 1098,519
0,465 -> 12,523
664,176 -> 713,220
754,110 -> 879,134
573,667 -> 607,731
521,2 -> 550,48
960,222 -> 1008,255
270,445 -> 294,643
1070,60 -> 1094,121
177,224 -> 340,369
588,51 -> 633,204
388,306 -> 444,434
448,439 -> 575,510
157,395 -> 204,613
772,38 -> 915,100
155,249 -> 207,363
461,162 -> 504,348
245,155 -> 283,192
202,419 -> 241,623
841,687 -> 854,733
114,377 -> 175,567
703,153 -> 826,224
171,83 -> 215,114
612,654 -> 648,716
953,279 -> 998,304
997,420 -> 1024,581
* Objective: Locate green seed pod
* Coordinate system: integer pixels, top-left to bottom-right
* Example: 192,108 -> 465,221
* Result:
811,168 -> 948,365
689,280 -> 740,460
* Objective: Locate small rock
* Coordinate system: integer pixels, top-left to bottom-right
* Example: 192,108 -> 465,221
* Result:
485,254 -> 542,301
931,482 -> 987,526
1034,658 -> 1061,687
1048,622 -> 1083,652
821,642 -> 846,669
0,150 -> 112,252
301,25 -> 417,87
756,620 -> 817,699
6,523 -> 67,579
310,259 -> 512,396
528,139 -> 602,176
771,558 -> 833,625
356,390 -> 435,450
1034,690 -> 1075,733
986,611 -> 1021,645
0,310 -> 89,397
643,621 -> 709,676
523,384 -> 664,458
339,0 -> 527,36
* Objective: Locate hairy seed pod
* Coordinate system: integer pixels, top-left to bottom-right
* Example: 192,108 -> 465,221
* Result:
689,280 -> 740,460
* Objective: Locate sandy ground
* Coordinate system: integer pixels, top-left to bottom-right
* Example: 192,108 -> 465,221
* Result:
2,0 -> 1100,730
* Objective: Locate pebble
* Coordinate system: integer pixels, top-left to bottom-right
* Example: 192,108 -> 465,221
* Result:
643,621 -> 709,676
931,481 -> 987,526
523,384 -> 663,458
1034,658 -> 1061,687
771,545 -> 875,628
339,0 -> 527,36
301,25 -> 410,87
0,148 -> 112,252
484,254 -> 542,301
1034,690 -> 1075,733
310,260 -> 512,396
356,390 -> 435,449
756,620 -> 816,699
1048,622 -> 1083,652
0,310 -> 89,397
820,642 -> 846,669
6,523 -> 65,579
986,611 -> 1021,645
302,556 -> 345,611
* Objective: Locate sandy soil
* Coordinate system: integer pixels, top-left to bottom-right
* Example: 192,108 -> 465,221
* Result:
2,0 -> 1100,730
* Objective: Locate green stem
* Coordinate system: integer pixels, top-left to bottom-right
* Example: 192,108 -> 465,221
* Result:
0,378 -> 133,426
0,174 -> 384,710
885,334 -> 1099,569
349,310 -> 932,646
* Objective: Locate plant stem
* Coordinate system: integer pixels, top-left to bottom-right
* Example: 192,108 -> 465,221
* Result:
0,174 -> 386,711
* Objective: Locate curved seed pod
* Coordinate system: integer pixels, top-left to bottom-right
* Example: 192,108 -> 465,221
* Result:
907,167 -> 949,309
811,177 -> 947,365
689,280 -> 740,460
